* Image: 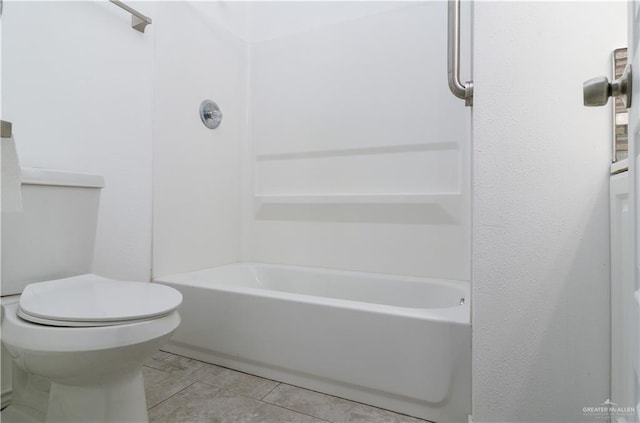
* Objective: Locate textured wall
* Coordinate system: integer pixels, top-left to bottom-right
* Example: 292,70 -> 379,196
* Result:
2,1 -> 155,282
472,2 -> 625,421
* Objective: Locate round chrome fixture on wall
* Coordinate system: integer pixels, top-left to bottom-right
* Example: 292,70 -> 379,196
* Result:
199,100 -> 223,129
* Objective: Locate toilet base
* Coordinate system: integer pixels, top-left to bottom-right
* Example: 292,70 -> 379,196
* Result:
1,405 -> 44,423
46,367 -> 148,423
1,360 -> 49,422
2,366 -> 149,423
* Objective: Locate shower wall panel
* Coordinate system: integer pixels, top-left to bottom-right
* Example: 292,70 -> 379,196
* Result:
152,3 -> 247,277
244,2 -> 470,280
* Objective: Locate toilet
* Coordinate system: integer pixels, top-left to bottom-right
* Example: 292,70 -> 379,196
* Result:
0,168 -> 182,423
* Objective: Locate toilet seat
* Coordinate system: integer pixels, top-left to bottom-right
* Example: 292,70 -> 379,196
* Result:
17,274 -> 183,327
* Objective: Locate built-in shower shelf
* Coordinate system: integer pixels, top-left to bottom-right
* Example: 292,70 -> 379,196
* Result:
254,193 -> 461,206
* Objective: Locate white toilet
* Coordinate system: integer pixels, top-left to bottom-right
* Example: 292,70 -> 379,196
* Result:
0,168 -> 182,423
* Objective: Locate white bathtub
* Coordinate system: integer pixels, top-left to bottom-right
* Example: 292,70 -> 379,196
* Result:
154,263 -> 470,422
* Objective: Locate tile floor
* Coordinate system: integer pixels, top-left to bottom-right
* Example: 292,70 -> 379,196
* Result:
144,351 -> 430,423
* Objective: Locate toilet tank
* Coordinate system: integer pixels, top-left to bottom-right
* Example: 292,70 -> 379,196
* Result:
1,168 -> 105,296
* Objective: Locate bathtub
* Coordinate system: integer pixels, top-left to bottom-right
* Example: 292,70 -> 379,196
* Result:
154,263 -> 470,422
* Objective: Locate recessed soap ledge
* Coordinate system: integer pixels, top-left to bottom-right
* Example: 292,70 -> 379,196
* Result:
254,193 -> 461,205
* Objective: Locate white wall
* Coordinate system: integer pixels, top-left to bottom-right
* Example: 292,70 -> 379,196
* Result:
151,2 -> 246,277
245,2 -> 415,43
472,2 -> 625,421
244,2 -> 471,280
1,0 -> 248,282
2,1 -> 155,282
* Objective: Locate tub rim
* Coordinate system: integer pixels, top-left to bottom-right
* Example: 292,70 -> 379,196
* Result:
154,262 -> 470,325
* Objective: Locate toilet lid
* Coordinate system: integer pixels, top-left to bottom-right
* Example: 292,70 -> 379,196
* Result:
18,274 -> 183,327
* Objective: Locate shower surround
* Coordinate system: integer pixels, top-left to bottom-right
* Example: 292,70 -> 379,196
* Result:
151,2 -> 471,422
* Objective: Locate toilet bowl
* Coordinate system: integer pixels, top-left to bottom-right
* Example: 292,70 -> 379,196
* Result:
1,274 -> 182,423
0,168 -> 182,422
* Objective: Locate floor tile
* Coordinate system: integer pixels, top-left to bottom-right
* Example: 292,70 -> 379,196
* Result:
144,350 -> 172,368
145,353 -> 206,378
143,366 -> 195,409
244,402 -> 327,423
262,384 -> 426,423
146,352 -> 428,423
153,350 -> 172,361
145,352 -> 278,399
200,367 -> 280,399
186,360 -> 229,383
149,382 -> 261,423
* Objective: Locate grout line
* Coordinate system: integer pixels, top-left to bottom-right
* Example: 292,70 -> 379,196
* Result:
143,361 -> 167,372
257,401 -> 333,423
156,350 -> 173,361
196,377 -> 281,403
162,351 -> 280,383
260,382 -> 429,423
143,363 -> 171,373
258,382 -> 280,401
146,380 -> 198,412
210,385 -> 260,401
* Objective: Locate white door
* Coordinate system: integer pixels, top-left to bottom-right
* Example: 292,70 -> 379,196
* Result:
611,169 -> 634,422
588,3 -> 640,421
626,1 -> 640,420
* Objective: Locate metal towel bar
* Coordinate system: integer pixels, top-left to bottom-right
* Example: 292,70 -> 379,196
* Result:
109,0 -> 152,33
447,0 -> 473,106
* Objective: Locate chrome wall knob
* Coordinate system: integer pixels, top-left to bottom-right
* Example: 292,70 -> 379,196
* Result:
199,100 -> 223,130
583,64 -> 632,108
